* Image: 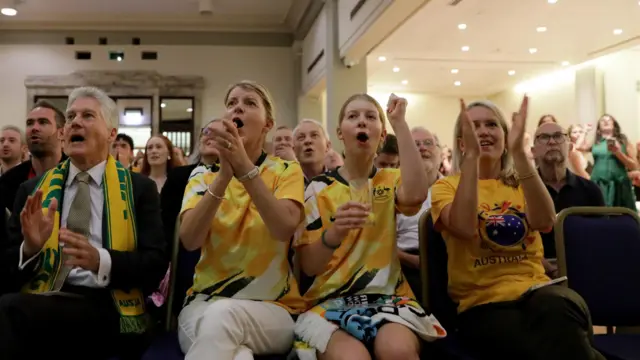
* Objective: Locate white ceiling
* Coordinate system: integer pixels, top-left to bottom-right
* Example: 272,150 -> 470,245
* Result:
1,0 -> 305,31
368,0 -> 640,97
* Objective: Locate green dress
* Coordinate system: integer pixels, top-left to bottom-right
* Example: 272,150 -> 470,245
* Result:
591,140 -> 637,210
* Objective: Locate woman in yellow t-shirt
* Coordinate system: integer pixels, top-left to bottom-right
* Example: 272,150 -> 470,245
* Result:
430,97 -> 605,360
177,81 -> 305,360
293,93 -> 446,360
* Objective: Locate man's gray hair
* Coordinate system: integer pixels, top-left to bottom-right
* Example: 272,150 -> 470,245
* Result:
293,118 -> 328,140
1,125 -> 25,144
411,126 -> 440,146
67,87 -> 118,130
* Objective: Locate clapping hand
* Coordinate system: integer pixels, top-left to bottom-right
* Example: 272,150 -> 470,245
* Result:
20,190 -> 57,258
210,118 -> 254,177
387,93 -> 408,125
459,99 -> 481,158
59,229 -> 100,272
507,95 -> 529,155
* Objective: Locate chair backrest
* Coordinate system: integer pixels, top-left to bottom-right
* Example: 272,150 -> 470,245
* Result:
164,216 -> 202,331
555,206 -> 640,326
418,209 -> 459,330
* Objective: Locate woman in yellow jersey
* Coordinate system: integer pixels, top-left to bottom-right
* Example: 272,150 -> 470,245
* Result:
430,97 -> 605,360
293,93 -> 446,360
177,81 -> 306,360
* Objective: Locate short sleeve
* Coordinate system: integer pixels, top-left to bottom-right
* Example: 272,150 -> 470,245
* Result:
293,181 -> 325,248
430,177 -> 457,225
180,172 -> 208,217
393,171 -> 422,216
274,161 -> 305,205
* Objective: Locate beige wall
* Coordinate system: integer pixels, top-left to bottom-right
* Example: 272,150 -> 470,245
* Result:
0,45 -> 298,132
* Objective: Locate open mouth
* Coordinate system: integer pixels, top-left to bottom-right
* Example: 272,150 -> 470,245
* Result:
356,132 -> 369,143
70,135 -> 85,143
303,148 -> 314,155
232,117 -> 244,129
479,140 -> 493,147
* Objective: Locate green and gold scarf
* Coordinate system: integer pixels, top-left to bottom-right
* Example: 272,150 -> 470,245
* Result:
23,155 -> 147,333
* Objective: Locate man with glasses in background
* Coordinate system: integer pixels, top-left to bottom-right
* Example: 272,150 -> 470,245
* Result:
395,127 -> 442,303
531,122 -> 604,278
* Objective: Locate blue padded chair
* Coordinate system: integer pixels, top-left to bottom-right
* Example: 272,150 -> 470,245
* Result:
418,210 -> 478,360
141,218 -> 293,360
555,207 -> 640,360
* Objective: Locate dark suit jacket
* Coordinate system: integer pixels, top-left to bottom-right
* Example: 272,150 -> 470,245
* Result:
161,164 -> 198,239
3,171 -> 168,295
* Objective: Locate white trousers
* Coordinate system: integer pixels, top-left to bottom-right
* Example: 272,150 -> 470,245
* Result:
178,295 -> 295,360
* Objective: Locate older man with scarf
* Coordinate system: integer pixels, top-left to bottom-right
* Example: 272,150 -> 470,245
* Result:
0,87 -> 167,360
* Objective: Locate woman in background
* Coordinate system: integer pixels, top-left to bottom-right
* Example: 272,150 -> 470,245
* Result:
577,114 -> 637,209
140,135 -> 181,193
566,124 -> 590,179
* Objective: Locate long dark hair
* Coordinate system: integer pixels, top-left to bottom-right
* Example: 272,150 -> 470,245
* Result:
594,114 -> 627,144
140,135 -> 181,176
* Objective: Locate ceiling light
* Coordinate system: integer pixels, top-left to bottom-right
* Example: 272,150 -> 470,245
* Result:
458,23 -> 467,30
561,61 -> 570,66
378,56 -> 387,62
401,80 -> 408,85
392,67 -> 400,72
451,69 -> 459,74
536,26 -> 547,32
454,81 -> 461,86
160,103 -> 166,108
1,7 -> 17,16
508,70 -> 516,76
186,108 -> 193,112
547,0 -> 558,3
613,29 -> 623,35
461,46 -> 470,52
529,48 -> 538,54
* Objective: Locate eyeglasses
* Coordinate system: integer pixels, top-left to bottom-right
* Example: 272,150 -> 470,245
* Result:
535,132 -> 568,145
415,139 -> 438,148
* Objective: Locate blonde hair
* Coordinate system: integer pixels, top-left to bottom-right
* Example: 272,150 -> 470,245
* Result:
337,94 -> 387,153
224,80 -> 276,126
451,100 -> 519,188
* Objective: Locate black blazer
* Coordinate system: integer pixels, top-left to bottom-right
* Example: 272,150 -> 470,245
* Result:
3,171 -> 168,294
160,164 -> 198,239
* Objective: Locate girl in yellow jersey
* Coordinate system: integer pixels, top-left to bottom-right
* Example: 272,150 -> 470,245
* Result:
293,93 -> 446,360
177,81 -> 305,360
431,98 -> 605,360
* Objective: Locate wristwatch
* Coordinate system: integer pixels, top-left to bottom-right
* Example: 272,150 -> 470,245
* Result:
237,166 -> 260,182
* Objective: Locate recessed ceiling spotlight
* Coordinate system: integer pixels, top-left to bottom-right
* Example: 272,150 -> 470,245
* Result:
401,80 -> 408,85
547,0 -> 558,4
454,81 -> 461,86
0,7 -> 17,16
378,56 -> 387,62
461,46 -> 470,52
613,29 -> 623,35
458,23 -> 467,30
451,69 -> 459,74
161,103 -> 166,108
536,26 -> 547,32
392,67 -> 400,72
561,61 -> 570,66
187,108 -> 193,112
508,70 -> 516,76
529,48 -> 538,54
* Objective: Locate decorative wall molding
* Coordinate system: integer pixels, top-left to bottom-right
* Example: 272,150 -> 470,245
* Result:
24,70 -> 205,134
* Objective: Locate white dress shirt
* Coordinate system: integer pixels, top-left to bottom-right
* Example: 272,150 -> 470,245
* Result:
396,188 -> 434,251
19,161 -> 112,288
